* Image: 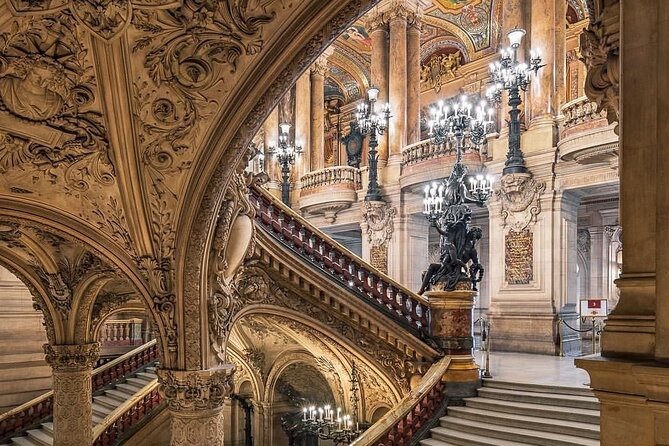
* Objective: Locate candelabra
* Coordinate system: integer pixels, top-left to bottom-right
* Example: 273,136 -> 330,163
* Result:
270,123 -> 302,205
419,94 -> 492,293
486,28 -> 544,175
293,362 -> 363,445
356,86 -> 391,202
423,95 -> 494,222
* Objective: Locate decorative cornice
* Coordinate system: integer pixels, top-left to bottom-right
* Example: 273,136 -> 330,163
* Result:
43,343 -> 100,372
157,365 -> 235,412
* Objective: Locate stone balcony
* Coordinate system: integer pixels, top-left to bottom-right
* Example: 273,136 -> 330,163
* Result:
558,96 -> 618,168
299,166 -> 362,223
399,139 -> 486,192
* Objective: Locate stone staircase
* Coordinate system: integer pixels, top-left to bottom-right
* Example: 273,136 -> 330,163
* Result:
3,366 -> 158,446
421,380 -> 600,446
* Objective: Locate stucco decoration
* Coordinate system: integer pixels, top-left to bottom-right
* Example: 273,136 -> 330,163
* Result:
495,173 -> 546,231
580,0 -> 619,132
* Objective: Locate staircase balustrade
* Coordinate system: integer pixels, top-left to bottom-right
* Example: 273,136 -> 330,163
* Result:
99,319 -> 143,346
0,339 -> 158,443
250,185 -> 430,336
92,382 -> 163,446
401,139 -> 448,168
350,357 -> 450,446
300,165 -> 362,191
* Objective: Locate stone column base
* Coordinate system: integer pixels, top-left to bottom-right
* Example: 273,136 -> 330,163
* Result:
488,310 -> 558,355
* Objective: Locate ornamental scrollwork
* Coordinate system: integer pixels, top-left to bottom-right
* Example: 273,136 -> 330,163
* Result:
580,0 -> 619,131
362,201 -> 396,249
43,342 -> 100,372
157,366 -> 235,412
0,13 -> 113,191
495,173 -> 546,231
420,51 -> 462,93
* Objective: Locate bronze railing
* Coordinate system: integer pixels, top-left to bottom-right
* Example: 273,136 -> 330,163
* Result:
0,339 -> 159,442
250,185 -> 431,336
350,357 -> 450,446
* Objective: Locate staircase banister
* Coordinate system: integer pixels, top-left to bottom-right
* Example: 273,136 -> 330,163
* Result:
349,356 -> 451,446
250,184 -> 430,308
92,380 -> 162,443
0,391 -> 53,433
93,338 -> 157,378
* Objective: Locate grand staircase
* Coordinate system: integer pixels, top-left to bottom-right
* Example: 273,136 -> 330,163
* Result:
0,341 -> 162,446
421,380 -> 600,446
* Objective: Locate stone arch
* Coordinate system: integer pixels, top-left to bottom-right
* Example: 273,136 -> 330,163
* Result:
178,0 -> 381,371
369,404 -> 391,423
227,346 -> 264,402
0,210 -> 172,363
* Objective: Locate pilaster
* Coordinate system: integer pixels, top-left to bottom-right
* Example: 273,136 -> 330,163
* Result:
367,11 -> 389,164
157,365 -> 235,446
44,343 -> 99,446
309,55 -> 329,171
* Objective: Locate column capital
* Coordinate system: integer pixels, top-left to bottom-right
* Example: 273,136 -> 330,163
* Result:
157,364 -> 235,412
365,11 -> 387,33
385,0 -> 422,24
43,342 -> 99,372
310,55 -> 329,77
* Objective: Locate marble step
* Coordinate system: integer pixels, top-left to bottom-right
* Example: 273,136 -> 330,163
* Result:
477,387 -> 600,410
446,406 -> 600,439
94,395 -> 123,411
115,383 -> 144,393
424,429 -> 531,446
92,402 -> 113,418
25,430 -> 52,446
125,377 -> 150,388
136,372 -> 158,380
8,437 -> 43,446
464,396 -> 600,424
105,388 -> 136,402
437,418 -> 600,446
145,366 -> 157,373
482,379 -> 595,398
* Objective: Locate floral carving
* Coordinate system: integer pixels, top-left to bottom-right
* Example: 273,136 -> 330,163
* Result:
0,13 -> 113,191
362,201 -> 396,249
43,342 -> 100,371
495,173 -> 546,231
132,0 -> 275,174
157,366 -> 235,412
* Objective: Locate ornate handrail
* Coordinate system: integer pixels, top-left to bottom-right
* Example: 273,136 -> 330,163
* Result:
93,339 -> 158,392
300,165 -> 362,191
92,380 -> 163,445
0,340 -> 158,442
561,96 -> 606,130
250,184 -> 431,336
350,356 -> 450,446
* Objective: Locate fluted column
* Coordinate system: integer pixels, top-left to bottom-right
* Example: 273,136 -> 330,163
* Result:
158,365 -> 235,446
406,15 -> 422,145
387,4 -> 409,155
294,72 -> 311,177
367,11 -> 389,163
528,0 -> 557,126
310,56 -> 328,171
44,343 -> 99,446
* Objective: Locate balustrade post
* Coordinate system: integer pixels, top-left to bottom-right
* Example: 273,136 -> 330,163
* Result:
426,280 -> 480,398
158,365 -> 234,446
44,343 -> 99,446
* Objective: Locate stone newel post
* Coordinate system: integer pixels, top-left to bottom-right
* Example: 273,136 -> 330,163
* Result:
44,343 -> 100,446
426,281 -> 479,396
158,365 -> 235,446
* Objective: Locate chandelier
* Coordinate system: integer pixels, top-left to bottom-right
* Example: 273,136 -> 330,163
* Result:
423,95 -> 494,222
486,28 -> 544,175
269,123 -> 302,205
292,362 -> 363,445
355,86 -> 391,202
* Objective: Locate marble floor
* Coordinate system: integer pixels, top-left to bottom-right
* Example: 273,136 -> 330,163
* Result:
474,350 -> 592,388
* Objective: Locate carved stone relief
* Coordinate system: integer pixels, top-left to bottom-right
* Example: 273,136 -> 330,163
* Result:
362,201 -> 396,274
495,173 -> 546,231
579,0 -> 620,131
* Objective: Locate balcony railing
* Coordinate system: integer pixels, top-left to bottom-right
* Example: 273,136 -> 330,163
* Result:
560,96 -> 607,135
350,356 -> 450,446
300,165 -> 362,192
0,340 -> 158,443
401,140 -> 448,168
99,318 -> 144,347
250,184 -> 431,336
